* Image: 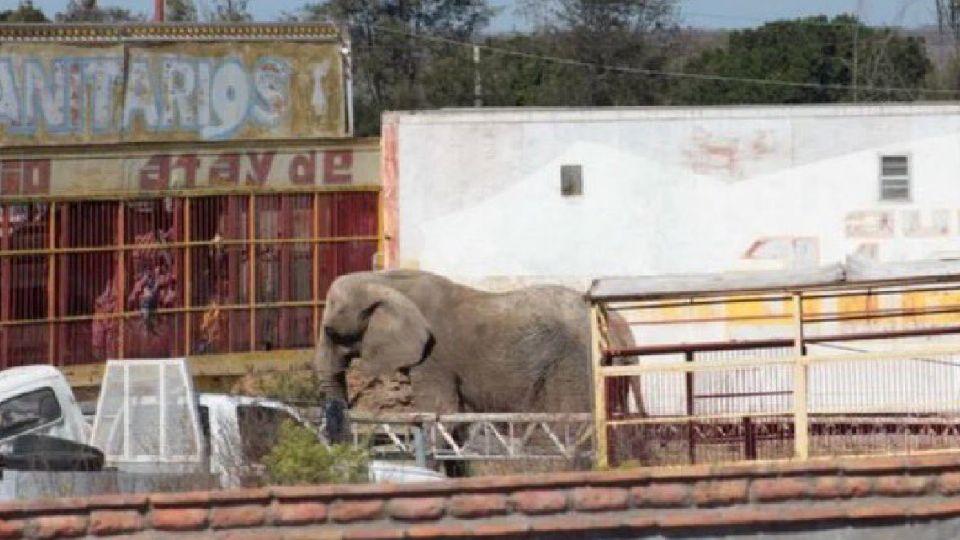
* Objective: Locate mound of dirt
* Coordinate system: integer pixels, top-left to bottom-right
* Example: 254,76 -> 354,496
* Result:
230,362 -> 415,414
346,361 -> 414,413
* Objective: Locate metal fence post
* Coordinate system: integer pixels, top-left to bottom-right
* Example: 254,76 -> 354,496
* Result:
685,350 -> 695,464
590,304 -> 609,469
792,292 -> 809,460
413,425 -> 427,468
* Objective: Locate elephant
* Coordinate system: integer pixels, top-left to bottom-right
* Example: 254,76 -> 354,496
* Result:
313,269 -> 641,416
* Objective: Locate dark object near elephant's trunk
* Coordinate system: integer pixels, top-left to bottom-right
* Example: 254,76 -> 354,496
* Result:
323,398 -> 350,444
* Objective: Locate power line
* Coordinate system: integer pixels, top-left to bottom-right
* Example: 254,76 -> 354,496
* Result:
678,10 -> 933,30
676,9 -> 958,47
371,24 -> 960,98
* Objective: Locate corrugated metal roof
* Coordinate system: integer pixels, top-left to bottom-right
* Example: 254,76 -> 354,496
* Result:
588,257 -> 960,301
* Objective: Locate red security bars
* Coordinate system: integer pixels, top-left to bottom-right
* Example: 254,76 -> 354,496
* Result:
122,199 -> 183,359
61,201 -> 118,365
0,189 -> 379,369
316,192 -> 379,293
1,203 -> 50,367
289,195 -> 315,349
254,194 -> 315,351
189,195 -> 250,355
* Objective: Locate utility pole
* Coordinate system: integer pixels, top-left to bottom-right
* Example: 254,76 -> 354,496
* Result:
154,0 -> 165,22
852,23 -> 859,101
852,0 -> 863,102
473,44 -> 482,107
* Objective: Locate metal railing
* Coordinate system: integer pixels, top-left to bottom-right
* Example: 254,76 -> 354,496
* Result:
343,412 -> 594,465
591,279 -> 960,468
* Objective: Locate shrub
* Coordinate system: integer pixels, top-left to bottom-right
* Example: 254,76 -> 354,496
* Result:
233,368 -> 326,405
263,420 -> 369,485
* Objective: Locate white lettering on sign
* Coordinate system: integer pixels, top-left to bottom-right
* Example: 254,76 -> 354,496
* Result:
0,54 -> 300,140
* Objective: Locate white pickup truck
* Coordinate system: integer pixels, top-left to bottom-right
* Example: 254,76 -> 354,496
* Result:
0,360 -> 441,497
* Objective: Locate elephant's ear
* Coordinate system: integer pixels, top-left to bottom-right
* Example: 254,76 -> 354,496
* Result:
359,284 -> 432,378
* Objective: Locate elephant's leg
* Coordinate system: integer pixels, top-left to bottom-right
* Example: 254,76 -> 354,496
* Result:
408,367 -> 467,477
409,367 -> 459,414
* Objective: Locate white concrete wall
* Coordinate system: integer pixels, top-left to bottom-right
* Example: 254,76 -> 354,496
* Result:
388,104 -> 960,291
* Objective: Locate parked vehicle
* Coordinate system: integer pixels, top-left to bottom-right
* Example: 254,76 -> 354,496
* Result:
0,360 -> 442,495
0,365 -> 90,451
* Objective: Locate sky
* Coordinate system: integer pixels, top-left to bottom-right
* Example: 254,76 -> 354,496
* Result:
20,0 -> 943,30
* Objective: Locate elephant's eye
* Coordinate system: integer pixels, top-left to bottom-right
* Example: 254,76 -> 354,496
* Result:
360,301 -> 381,318
324,326 -> 356,346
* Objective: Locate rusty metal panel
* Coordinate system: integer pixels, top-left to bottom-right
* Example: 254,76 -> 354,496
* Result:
0,188 -> 379,370
1,202 -> 50,367
0,39 -> 345,146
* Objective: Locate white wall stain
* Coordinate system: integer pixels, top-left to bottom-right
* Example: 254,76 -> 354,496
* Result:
310,60 -> 330,116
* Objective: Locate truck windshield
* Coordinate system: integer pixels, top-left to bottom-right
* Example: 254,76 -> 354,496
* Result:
0,387 -> 61,440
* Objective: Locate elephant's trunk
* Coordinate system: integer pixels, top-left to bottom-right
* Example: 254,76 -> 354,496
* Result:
313,335 -> 353,444
319,370 -> 348,402
314,337 -> 350,402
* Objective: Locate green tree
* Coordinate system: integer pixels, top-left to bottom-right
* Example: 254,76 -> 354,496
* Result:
56,0 -> 142,22
166,0 -> 198,22
679,15 -> 932,104
0,1 -> 48,22
479,0 -> 680,107
545,0 -> 679,105
478,33 -> 576,106
934,0 -> 960,93
300,0 -> 493,136
209,0 -> 252,22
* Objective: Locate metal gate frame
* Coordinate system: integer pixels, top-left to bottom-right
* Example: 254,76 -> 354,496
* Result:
589,264 -> 960,469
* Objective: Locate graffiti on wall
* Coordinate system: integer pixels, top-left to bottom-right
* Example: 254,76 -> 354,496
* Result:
0,41 -> 344,145
742,237 -> 820,269
740,208 -> 960,270
682,126 -> 785,180
845,208 -> 960,260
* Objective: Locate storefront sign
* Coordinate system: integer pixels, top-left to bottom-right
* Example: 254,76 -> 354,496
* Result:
0,144 -> 378,196
0,40 -> 345,145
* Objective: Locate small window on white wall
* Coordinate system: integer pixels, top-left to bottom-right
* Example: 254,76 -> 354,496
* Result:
880,155 -> 910,201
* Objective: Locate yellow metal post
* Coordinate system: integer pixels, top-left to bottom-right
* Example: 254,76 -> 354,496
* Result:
376,187 -> 385,270
47,202 -> 56,365
792,292 -> 809,460
312,192 -> 320,344
248,195 -> 256,351
590,303 -> 609,469
116,203 -> 125,359
184,198 -> 192,355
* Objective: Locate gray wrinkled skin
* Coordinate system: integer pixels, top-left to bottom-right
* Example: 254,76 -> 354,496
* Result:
314,270 -> 615,414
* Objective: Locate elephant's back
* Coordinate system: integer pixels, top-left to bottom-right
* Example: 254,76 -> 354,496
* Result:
494,286 -> 590,332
